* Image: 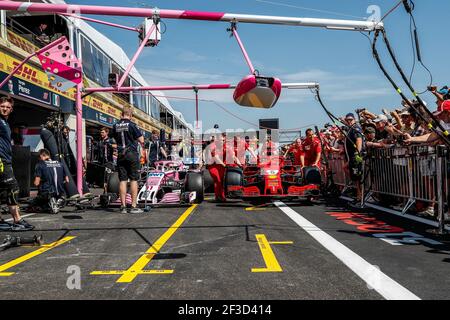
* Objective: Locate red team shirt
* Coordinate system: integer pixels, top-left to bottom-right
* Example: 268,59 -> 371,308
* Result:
302,137 -> 322,167
287,144 -> 304,165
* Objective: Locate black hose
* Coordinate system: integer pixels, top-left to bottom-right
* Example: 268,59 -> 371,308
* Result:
314,89 -> 362,157
381,30 -> 449,139
372,29 -> 450,148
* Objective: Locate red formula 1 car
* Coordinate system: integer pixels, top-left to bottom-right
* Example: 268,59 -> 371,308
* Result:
224,156 -> 322,204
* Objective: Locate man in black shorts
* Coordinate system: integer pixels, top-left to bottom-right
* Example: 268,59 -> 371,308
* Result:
112,106 -> 145,214
0,96 -> 34,231
343,113 -> 364,203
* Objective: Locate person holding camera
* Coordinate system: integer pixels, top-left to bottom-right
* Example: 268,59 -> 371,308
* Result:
112,106 -> 145,214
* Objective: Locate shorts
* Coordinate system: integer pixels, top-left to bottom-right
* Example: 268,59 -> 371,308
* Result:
117,150 -> 140,181
0,164 -> 19,206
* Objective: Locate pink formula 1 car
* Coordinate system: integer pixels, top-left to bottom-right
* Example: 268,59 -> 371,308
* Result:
99,160 -> 204,208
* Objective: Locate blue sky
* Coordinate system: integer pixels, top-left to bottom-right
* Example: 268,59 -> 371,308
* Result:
68,0 -> 450,131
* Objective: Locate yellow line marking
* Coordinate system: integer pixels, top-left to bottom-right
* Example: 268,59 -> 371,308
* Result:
268,241 -> 293,245
91,270 -> 174,275
91,204 -> 198,283
245,207 -> 266,211
251,234 -> 283,273
0,236 -> 75,276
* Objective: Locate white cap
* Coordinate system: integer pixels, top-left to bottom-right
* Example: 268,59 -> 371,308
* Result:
373,114 -> 388,123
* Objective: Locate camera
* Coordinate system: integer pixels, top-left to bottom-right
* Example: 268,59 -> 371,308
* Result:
355,108 -> 367,114
396,135 -> 406,145
427,85 -> 437,92
324,123 -> 332,128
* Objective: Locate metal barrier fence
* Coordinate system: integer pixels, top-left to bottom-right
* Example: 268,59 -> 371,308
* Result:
326,144 -> 449,232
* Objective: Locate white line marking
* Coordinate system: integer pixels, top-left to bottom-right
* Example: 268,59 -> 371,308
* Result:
5,213 -> 37,222
274,201 -> 420,300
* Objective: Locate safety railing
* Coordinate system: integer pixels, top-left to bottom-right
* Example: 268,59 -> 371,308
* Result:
326,144 -> 449,232
327,153 -> 349,188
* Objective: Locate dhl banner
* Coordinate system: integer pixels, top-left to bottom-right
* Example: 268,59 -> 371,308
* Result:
7,30 -> 40,55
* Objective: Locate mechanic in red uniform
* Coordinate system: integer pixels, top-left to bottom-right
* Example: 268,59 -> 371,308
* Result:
206,133 -> 236,202
301,128 -> 322,167
284,138 -> 304,166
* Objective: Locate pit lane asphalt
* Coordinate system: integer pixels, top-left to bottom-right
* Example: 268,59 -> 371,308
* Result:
0,197 -> 449,300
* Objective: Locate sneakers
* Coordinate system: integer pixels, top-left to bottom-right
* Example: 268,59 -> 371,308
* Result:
129,207 -> 143,214
120,206 -> 128,214
444,213 -> 450,223
349,200 -> 365,209
56,198 -> 66,209
417,208 -> 435,217
11,219 -> 35,231
0,219 -> 12,231
48,197 -> 60,214
120,206 -> 144,214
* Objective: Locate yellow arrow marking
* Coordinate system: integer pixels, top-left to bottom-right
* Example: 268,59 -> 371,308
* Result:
91,204 -> 198,283
0,236 -> 75,276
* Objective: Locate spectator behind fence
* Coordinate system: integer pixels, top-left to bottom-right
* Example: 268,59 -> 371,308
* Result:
364,126 -> 388,149
404,100 -> 450,145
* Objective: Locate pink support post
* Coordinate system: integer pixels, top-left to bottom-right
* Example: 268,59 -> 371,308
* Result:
194,88 -> 199,128
231,26 -> 256,75
76,82 -> 83,195
116,24 -> 156,88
